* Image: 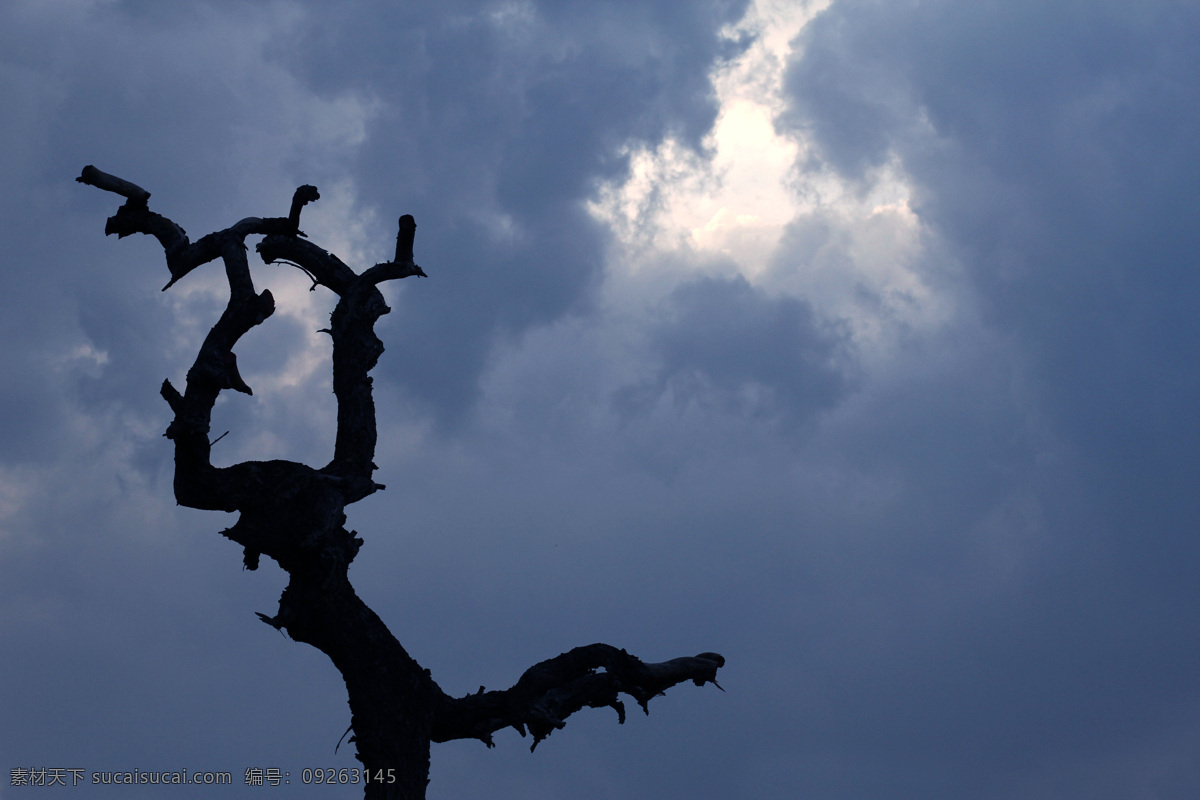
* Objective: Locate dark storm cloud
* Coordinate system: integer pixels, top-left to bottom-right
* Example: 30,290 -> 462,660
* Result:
783,0 -> 1200,794
268,0 -> 750,428
789,0 -> 1200,545
786,0 -> 1200,444
616,273 -> 848,426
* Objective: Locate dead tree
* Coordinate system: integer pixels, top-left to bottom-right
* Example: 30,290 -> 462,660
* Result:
78,165 -> 725,799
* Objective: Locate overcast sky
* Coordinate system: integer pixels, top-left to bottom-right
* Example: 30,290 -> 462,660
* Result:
3,0 -> 1200,797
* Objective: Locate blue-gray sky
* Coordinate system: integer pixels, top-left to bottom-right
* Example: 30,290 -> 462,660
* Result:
3,0 -> 1200,797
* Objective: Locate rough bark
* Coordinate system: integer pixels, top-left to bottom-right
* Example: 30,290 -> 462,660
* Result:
79,165 -> 725,799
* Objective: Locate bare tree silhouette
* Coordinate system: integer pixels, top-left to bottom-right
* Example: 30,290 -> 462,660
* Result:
78,165 -> 725,799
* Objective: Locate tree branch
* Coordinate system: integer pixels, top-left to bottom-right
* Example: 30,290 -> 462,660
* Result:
76,164 -> 152,204
77,165 -> 296,290
432,645 -> 725,750
360,216 -> 427,285
257,236 -> 357,295
288,184 -> 321,234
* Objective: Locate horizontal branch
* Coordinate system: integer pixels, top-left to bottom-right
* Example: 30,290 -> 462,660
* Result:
257,236 -> 358,295
432,645 -> 724,750
76,164 -> 151,204
78,165 -> 303,290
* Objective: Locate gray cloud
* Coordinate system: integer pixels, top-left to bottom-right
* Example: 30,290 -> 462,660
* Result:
5,0 -> 1200,797
615,273 -> 849,430
781,0 -> 1200,794
788,0 -> 1200,545
270,0 -> 751,429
